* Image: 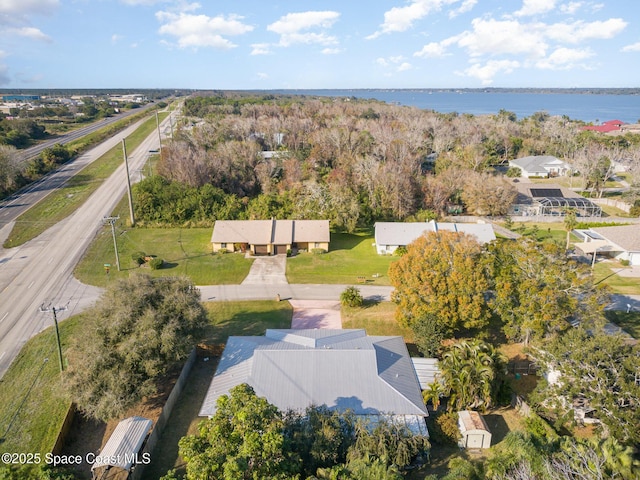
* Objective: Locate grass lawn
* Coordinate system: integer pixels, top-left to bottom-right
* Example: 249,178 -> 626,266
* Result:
3,112 -> 168,248
592,261 -> 640,295
604,311 -> 640,339
0,316 -> 82,462
342,301 -> 412,339
286,232 -> 398,285
507,221 -> 567,244
75,227 -> 253,287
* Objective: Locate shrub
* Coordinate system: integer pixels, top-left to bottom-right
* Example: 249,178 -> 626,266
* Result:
149,258 -> 164,270
506,167 -> 522,177
394,246 -> 408,256
620,259 -> 630,266
429,412 -> 461,446
311,248 -> 326,254
217,248 -> 228,254
131,251 -> 146,266
286,248 -> 292,257
340,286 -> 363,307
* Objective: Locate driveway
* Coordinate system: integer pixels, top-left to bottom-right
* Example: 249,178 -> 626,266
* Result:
241,255 -> 288,285
290,300 -> 342,329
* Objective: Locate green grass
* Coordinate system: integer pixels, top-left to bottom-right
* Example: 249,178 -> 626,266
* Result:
3,113 -> 168,248
0,316 -> 83,460
75,227 -> 253,287
593,262 -> 640,295
286,232 -> 398,284
605,311 -> 640,339
507,222 -> 567,244
342,301 -> 412,340
202,300 -> 293,344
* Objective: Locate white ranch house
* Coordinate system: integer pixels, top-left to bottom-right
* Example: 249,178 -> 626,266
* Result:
508,155 -> 571,178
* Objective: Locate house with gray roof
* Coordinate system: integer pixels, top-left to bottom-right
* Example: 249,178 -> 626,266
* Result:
510,182 -> 601,217
374,220 -> 495,255
508,155 -> 571,178
199,329 -> 428,434
574,224 -> 640,266
211,219 -> 329,255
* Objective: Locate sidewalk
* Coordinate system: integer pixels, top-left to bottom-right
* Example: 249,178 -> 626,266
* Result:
197,284 -> 393,302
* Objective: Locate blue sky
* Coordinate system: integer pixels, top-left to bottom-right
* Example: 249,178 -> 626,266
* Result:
1,0 -> 639,89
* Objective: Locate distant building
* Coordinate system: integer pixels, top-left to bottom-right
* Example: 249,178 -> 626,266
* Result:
508,155 -> 571,178
573,224 -> 640,266
374,220 -> 496,255
199,329 -> 429,435
580,119 -> 625,133
510,182 -> 601,217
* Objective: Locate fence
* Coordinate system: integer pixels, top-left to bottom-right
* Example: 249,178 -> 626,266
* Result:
507,361 -> 538,376
132,348 -> 198,480
511,394 -> 533,418
591,198 -> 632,213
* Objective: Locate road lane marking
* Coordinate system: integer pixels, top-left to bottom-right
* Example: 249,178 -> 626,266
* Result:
0,352 -> 5,362
28,281 -> 34,289
1,312 -> 7,323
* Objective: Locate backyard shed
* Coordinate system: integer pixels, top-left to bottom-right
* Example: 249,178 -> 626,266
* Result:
91,416 -> 153,479
457,410 -> 492,449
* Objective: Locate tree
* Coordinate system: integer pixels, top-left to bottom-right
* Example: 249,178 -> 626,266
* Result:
178,384 -> 298,480
440,339 -> 506,412
389,230 -> 491,333
531,326 -> 640,445
65,275 -> 207,421
461,172 -> 518,216
488,238 -> 609,344
563,207 -> 578,250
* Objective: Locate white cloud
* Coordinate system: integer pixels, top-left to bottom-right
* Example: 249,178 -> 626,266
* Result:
111,34 -> 124,44
414,41 -> 450,58
257,72 -> 269,79
397,62 -> 413,71
559,1 -> 583,15
367,0 -> 464,39
462,59 -> 520,84
0,0 -> 58,16
251,43 -> 272,55
622,42 -> 640,52
536,46 -> 594,69
455,18 -> 548,59
377,55 -> 412,72
267,11 -> 339,47
120,0 -> 163,5
9,27 -> 52,42
544,18 -> 627,44
156,11 -> 253,49
449,0 -> 477,18
376,57 -> 389,67
514,0 -> 557,17
322,48 -> 342,55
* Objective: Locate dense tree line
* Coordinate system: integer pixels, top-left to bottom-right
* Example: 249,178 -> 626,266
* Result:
0,118 -> 46,148
134,93 -> 640,230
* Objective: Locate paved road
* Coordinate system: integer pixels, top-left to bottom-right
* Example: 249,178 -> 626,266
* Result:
0,112 -> 176,379
199,284 -> 393,302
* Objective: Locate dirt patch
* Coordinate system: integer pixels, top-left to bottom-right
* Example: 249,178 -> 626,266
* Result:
60,365 -> 182,479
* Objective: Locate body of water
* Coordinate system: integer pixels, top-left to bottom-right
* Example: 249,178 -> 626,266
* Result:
272,89 -> 640,125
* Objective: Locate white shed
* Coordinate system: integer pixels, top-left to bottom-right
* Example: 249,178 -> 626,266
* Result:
457,410 -> 492,449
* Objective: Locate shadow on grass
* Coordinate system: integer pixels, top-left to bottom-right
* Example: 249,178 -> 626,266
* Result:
329,233 -> 368,251
483,413 -> 511,444
362,296 -> 383,308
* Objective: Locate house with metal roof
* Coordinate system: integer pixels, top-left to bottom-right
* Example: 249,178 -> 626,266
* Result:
211,219 -> 330,255
574,224 -> 640,266
374,220 -> 496,255
200,329 -> 429,434
510,182 -> 602,217
508,155 -> 571,178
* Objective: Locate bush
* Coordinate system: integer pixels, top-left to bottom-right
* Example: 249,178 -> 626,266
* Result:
429,412 -> 461,446
506,167 -> 522,177
131,251 -> 146,266
340,286 -> 363,307
217,248 -> 228,254
286,248 -> 292,257
311,248 -> 326,254
149,258 -> 164,270
620,259 -> 630,266
394,246 -> 408,256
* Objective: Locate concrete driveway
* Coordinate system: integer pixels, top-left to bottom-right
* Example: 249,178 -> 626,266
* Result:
290,300 -> 342,329
241,255 -> 288,285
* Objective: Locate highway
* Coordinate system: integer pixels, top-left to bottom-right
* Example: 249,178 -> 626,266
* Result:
0,111 -> 176,379
15,103 -> 157,163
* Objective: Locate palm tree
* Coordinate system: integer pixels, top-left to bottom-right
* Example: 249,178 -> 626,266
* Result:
563,207 -> 578,250
441,339 -> 504,412
422,381 -> 445,411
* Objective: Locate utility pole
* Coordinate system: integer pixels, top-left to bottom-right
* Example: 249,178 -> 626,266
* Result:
121,139 -> 136,227
103,216 -> 121,271
155,111 -> 163,155
39,304 -> 67,373
169,113 -> 174,139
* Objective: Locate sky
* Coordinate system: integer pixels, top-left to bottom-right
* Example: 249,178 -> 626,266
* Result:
1,0 -> 640,89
